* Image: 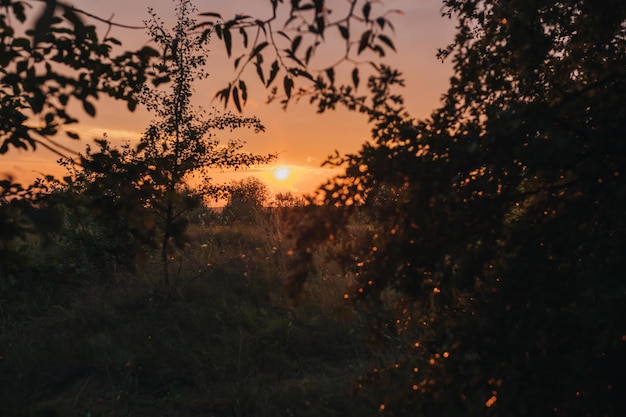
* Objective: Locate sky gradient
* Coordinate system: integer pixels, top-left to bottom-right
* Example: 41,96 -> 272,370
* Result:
4,0 -> 456,197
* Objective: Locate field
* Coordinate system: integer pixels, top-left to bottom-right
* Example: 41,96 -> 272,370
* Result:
0,207 -> 376,417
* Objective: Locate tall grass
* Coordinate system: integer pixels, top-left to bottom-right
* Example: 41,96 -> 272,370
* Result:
0,207 -> 373,417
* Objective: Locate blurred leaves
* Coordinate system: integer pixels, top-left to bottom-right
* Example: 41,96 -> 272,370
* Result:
0,0 -> 163,155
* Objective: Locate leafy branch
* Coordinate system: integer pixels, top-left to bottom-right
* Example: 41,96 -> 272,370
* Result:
0,0 -> 164,156
196,0 -> 402,111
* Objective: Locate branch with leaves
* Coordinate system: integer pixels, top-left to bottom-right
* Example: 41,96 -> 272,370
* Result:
196,0 -> 402,111
0,0 -> 163,156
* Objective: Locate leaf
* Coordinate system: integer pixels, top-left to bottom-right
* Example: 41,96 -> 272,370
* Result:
223,28 -> 232,57
83,100 -> 96,117
234,55 -> 244,69
136,141 -> 148,152
362,2 -> 372,22
239,80 -> 248,104
255,60 -> 265,84
62,5 -> 85,30
285,15 -> 297,26
305,45 -> 314,65
315,15 -> 326,37
34,0 -> 57,45
358,30 -> 372,55
239,27 -> 248,48
267,60 -> 280,87
352,67 -> 360,89
326,67 -> 335,85
283,76 -> 294,99
66,131 -> 80,139
199,12 -> 222,18
222,84 -> 232,108
277,31 -> 291,41
287,52 -> 305,68
106,37 -> 122,46
16,60 -> 28,73
12,2 -> 26,22
232,86 -> 242,112
291,68 -> 314,81
12,37 -> 31,49
140,46 -> 160,58
338,25 -> 349,40
255,20 -> 268,35
251,41 -> 269,58
153,75 -> 171,86
291,35 -> 302,53
378,34 -> 396,52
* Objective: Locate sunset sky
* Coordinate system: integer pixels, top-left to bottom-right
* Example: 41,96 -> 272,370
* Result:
4,0 -> 456,197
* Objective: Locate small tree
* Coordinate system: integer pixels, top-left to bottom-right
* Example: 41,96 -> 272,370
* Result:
272,191 -> 305,212
139,0 -> 275,285
222,176 -> 270,224
57,0 -> 276,287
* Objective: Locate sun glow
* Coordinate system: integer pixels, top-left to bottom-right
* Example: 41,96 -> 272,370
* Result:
273,166 -> 291,181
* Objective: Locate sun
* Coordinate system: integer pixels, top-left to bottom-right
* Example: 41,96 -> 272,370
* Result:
273,166 -> 291,181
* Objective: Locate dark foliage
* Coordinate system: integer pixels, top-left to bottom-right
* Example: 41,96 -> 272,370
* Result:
223,176 -> 271,224
2,0 -> 625,415
282,1 -> 626,415
0,0 -> 164,281
0,0 -> 162,155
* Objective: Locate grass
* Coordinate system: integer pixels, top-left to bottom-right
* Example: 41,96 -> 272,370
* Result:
0,211 -> 374,417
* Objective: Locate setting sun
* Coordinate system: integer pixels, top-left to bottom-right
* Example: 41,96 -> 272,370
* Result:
273,166 -> 291,181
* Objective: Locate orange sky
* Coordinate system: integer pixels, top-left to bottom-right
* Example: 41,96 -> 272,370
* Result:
2,0 -> 456,198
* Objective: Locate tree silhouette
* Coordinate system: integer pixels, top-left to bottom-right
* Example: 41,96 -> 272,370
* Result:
138,0 -> 275,286
201,0 -> 626,415
52,0 -> 276,287
299,1 -> 625,415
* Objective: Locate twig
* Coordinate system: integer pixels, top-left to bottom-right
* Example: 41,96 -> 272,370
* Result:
73,375 -> 92,407
29,0 -> 145,30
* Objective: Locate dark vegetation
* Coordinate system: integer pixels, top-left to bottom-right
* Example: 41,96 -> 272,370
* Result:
2,0 -> 625,416
1,201 -> 371,417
